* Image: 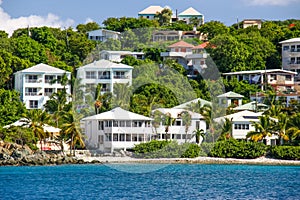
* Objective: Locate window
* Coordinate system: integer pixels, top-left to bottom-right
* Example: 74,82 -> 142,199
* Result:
98,121 -> 104,130
98,135 -> 103,144
105,121 -> 112,127
291,57 -> 296,64
291,45 -> 296,52
234,123 -> 249,130
113,121 -> 119,127
29,100 -> 38,109
113,134 -> 118,141
283,46 -> 289,51
114,71 -> 125,79
297,57 -> 300,64
119,121 -> 126,127
45,75 -> 55,83
270,74 -> 277,81
297,45 -> 300,52
25,88 -> 38,96
86,71 -> 96,79
196,121 -> 200,130
175,120 -> 181,126
119,134 -> 125,141
98,71 -> 110,79
57,76 -> 62,83
44,88 -> 54,96
286,75 -> 292,81
25,75 -> 38,83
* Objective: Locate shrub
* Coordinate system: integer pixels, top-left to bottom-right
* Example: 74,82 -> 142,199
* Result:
133,140 -> 202,158
209,138 -> 267,159
200,142 -> 214,156
269,146 -> 300,160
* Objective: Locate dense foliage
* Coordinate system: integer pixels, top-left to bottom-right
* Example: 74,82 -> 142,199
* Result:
209,139 -> 267,159
269,146 -> 300,160
133,140 -> 202,158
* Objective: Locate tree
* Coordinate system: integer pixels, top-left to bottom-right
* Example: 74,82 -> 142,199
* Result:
163,112 -> 174,141
61,110 -> 85,155
155,8 -> 172,26
151,110 -> 163,137
198,21 -> 229,40
219,118 -> 233,140
246,115 -> 275,142
193,128 -> 205,144
274,113 -> 289,145
22,109 -> 51,150
112,83 -> 132,110
76,22 -> 100,33
180,111 -> 192,142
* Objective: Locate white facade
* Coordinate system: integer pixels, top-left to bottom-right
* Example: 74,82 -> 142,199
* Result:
214,110 -> 278,145
138,5 -> 164,19
14,63 -> 71,109
217,91 -> 244,108
242,19 -> 262,29
76,59 -> 133,93
178,7 -> 204,25
81,107 -> 153,153
223,69 -> 297,91
100,50 -> 144,62
153,108 -> 206,143
279,38 -> 300,77
87,29 -> 120,42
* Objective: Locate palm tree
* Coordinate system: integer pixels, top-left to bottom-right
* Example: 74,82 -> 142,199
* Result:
163,112 -> 174,141
61,110 -> 85,155
22,109 -> 51,150
246,115 -> 275,143
151,110 -> 163,138
220,118 -> 233,140
200,104 -> 216,142
286,113 -> 300,144
273,113 -> 289,145
180,111 -> 192,142
112,83 -> 132,110
193,128 -> 205,144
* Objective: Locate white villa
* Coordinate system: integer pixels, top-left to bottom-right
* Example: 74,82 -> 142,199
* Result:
217,91 -> 244,108
279,38 -> 300,78
242,19 -> 262,29
160,40 -> 208,76
87,29 -> 120,42
81,107 -> 153,153
14,63 -> 71,109
223,69 -> 297,92
138,5 -> 164,20
214,110 -> 278,145
153,108 -> 206,143
76,59 -> 133,93
178,7 -> 204,25
100,50 -> 144,62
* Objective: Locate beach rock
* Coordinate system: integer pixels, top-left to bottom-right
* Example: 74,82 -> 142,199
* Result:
0,153 -> 11,160
11,150 -> 24,159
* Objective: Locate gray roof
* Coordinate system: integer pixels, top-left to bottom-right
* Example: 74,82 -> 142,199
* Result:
223,69 -> 297,75
217,91 -> 244,98
173,98 -> 211,109
77,59 -> 133,70
233,101 -> 269,111
81,107 -> 152,121
17,63 -> 70,74
279,38 -> 300,44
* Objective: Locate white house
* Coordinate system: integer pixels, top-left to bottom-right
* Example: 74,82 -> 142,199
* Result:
76,59 -> 133,93
214,110 -> 278,145
153,108 -> 206,143
100,50 -> 144,62
87,29 -> 121,42
138,5 -> 164,19
279,38 -> 300,78
217,91 -> 244,108
81,107 -> 153,153
14,63 -> 71,109
242,19 -> 262,29
178,7 -> 204,25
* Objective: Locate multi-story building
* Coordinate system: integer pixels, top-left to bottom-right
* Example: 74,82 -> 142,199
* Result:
160,40 -> 209,76
152,30 -> 206,42
138,5 -> 164,19
100,50 -> 144,62
178,7 -> 204,25
279,38 -> 300,77
14,63 -> 71,109
223,69 -> 297,91
76,59 -> 133,93
242,19 -> 262,29
87,29 -> 120,42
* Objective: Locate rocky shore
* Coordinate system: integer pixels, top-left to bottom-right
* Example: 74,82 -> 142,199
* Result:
1,141 -> 300,166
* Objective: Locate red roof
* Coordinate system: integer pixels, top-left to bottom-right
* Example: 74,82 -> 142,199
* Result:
193,42 -> 209,49
168,40 -> 195,48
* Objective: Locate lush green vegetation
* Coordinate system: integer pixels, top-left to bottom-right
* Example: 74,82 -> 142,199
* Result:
209,139 -> 267,159
133,140 -> 202,158
270,146 -> 300,160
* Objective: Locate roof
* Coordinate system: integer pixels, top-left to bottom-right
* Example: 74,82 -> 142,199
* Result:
168,40 -> 195,48
179,7 -> 202,16
17,63 -> 69,74
214,110 -> 262,123
81,107 -> 153,121
87,29 -> 120,35
233,101 -> 269,111
138,5 -> 164,15
173,98 -> 211,109
223,69 -> 297,75
77,59 -> 133,70
193,42 -> 209,49
153,108 -> 203,119
101,50 -> 144,55
279,38 -> 300,44
217,91 -> 244,98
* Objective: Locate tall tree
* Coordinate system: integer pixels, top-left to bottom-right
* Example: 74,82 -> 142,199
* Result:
155,8 -> 172,26
180,111 -> 192,142
246,115 -> 275,142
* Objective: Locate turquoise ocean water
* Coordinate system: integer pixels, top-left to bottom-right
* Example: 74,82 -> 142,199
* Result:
0,164 -> 299,199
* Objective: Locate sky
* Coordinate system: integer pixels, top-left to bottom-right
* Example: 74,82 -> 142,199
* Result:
1,0 -> 300,36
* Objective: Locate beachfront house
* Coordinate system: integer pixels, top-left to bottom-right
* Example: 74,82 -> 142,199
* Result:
214,110 -> 278,145
152,108 -> 206,143
76,59 -> 133,94
80,107 -> 153,153
14,63 -> 71,109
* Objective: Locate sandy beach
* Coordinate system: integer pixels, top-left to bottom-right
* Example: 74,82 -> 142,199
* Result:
77,155 -> 300,166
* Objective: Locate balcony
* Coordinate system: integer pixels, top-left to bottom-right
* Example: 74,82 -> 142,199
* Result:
25,92 -> 38,96
99,76 -> 111,80
113,75 -> 127,79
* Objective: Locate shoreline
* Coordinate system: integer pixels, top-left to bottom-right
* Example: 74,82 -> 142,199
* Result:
77,155 -> 300,166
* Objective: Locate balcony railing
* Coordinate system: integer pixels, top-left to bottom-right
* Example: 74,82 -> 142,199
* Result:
25,79 -> 38,83
25,92 -> 38,96
113,75 -> 127,79
99,76 -> 111,79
